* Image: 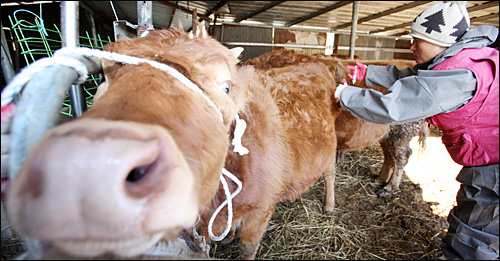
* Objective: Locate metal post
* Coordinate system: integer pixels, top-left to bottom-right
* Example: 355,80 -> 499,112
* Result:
192,8 -> 198,35
137,1 -> 153,37
1,21 -> 16,84
349,1 -> 360,59
61,1 -> 86,118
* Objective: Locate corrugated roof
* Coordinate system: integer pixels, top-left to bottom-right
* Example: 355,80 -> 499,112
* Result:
166,1 -> 498,37
3,1 -> 498,37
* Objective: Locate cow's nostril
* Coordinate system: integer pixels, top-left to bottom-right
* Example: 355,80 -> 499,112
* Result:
125,156 -> 164,198
126,165 -> 150,182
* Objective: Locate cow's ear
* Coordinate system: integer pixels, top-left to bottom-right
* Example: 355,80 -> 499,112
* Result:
188,20 -> 209,39
92,59 -> 116,104
229,47 -> 244,59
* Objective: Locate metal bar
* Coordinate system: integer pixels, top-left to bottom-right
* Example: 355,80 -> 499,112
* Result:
1,21 -> 16,83
113,20 -> 136,40
222,41 -> 412,53
332,1 -> 430,30
286,1 -> 352,27
349,1 -> 360,59
220,22 -> 411,40
84,10 -> 98,47
137,1 -> 153,37
234,1 -> 285,23
61,1 -> 86,118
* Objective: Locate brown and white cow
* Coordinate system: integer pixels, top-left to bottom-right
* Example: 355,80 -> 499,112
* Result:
6,26 -> 341,259
244,49 -> 426,205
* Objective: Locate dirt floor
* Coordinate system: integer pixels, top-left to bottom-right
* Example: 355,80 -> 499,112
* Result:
210,125 -> 462,260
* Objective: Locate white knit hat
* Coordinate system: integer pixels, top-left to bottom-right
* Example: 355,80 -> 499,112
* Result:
410,1 -> 470,47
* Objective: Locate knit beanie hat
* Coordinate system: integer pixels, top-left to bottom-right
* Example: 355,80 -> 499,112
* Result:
410,1 -> 470,47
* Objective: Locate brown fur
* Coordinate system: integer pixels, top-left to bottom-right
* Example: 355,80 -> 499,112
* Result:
7,27 -> 343,259
244,49 -> 425,204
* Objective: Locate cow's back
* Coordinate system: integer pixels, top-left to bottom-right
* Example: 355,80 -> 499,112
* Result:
245,62 -> 339,200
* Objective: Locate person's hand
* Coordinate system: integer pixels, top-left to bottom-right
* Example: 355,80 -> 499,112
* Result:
335,79 -> 349,101
347,61 -> 367,83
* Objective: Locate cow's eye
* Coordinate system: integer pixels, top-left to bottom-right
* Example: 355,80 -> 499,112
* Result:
219,81 -> 231,93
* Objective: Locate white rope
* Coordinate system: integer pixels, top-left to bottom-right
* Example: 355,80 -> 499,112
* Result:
109,1 -> 119,21
1,53 -> 88,107
208,168 -> 243,241
232,114 -> 249,156
1,46 -> 248,241
73,47 -> 225,121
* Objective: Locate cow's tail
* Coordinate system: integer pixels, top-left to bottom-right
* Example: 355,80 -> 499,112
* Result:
417,122 -> 430,154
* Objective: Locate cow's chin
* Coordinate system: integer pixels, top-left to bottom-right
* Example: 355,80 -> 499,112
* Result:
53,231 -> 167,257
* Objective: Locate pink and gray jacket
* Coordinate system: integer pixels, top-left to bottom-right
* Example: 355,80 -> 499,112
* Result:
338,25 -> 499,167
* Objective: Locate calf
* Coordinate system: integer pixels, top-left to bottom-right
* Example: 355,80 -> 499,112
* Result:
244,49 -> 426,208
6,26 -> 341,259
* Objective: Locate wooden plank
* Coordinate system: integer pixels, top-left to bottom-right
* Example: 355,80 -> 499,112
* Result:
332,1 -> 431,30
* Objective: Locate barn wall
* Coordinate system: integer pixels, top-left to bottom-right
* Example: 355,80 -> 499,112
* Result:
274,29 -> 326,55
394,39 -> 414,60
210,24 -> 408,61
336,34 -> 396,60
211,25 -> 273,62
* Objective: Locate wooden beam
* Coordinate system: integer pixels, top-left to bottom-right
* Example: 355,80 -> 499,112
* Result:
390,30 -> 410,37
204,1 -> 228,17
467,1 -> 498,12
370,21 -> 412,34
471,12 -> 500,23
157,1 -> 211,21
285,1 -> 352,27
332,1 -> 430,30
234,1 -> 285,23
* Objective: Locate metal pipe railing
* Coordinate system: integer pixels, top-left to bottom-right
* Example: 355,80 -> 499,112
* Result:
61,1 -> 86,118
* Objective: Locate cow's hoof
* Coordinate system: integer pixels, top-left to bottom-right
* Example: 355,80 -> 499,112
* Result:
377,190 -> 393,198
219,236 -> 235,246
376,186 -> 395,199
324,209 -> 335,216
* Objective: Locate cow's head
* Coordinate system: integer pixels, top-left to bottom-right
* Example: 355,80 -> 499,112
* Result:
6,24 -> 248,257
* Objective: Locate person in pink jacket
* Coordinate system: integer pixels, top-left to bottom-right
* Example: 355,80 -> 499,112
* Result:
335,2 -> 498,260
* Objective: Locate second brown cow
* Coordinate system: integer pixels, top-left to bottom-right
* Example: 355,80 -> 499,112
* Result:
244,49 -> 427,205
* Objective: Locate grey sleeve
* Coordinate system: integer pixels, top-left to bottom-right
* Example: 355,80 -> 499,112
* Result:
339,68 -> 477,125
365,64 -> 418,88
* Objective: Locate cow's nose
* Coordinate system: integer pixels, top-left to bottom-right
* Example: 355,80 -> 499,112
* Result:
124,144 -> 171,198
7,126 -> 169,239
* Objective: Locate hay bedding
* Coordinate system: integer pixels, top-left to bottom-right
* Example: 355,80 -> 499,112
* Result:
2,130 -> 453,260
211,142 -> 450,260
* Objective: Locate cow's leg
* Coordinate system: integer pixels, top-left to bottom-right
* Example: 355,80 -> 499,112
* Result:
336,151 -> 345,164
323,165 -> 336,215
378,141 -> 412,198
220,219 -> 241,245
377,137 -> 395,184
238,205 -> 276,260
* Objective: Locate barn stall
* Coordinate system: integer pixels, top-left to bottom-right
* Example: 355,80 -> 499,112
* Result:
1,1 -> 498,260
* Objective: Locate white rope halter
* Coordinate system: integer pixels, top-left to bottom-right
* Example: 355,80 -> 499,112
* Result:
1,46 -> 247,241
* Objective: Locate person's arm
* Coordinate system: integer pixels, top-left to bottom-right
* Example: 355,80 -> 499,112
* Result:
338,68 -> 476,125
364,64 -> 419,88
